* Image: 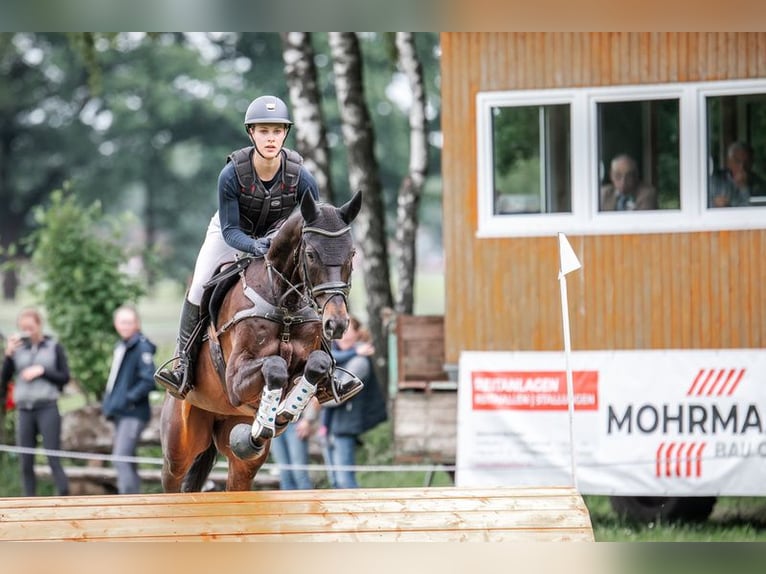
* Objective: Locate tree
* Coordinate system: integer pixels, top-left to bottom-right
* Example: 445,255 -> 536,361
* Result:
280,32 -> 335,203
28,188 -> 144,401
394,32 -> 429,314
328,32 -> 393,392
0,33 -> 95,299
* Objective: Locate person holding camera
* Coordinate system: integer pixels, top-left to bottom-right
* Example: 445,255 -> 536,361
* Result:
0,308 -> 70,496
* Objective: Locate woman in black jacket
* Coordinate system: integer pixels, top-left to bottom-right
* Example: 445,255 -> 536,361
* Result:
322,317 -> 387,488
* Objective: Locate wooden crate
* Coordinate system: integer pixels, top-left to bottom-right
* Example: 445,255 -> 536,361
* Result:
395,315 -> 451,391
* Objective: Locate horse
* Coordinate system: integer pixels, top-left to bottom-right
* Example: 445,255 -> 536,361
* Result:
160,190 -> 362,492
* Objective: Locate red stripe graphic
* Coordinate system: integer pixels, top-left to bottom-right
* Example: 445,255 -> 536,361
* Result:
675,442 -> 686,477
665,443 -> 676,477
655,443 -> 665,477
726,369 -> 746,396
692,369 -> 717,396
706,369 -> 728,396
686,369 -> 706,395
710,369 -> 736,396
655,441 -> 706,478
688,368 -> 745,396
695,443 -> 706,477
685,442 -> 697,477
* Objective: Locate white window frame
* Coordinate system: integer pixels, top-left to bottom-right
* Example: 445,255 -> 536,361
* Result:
477,79 -> 766,238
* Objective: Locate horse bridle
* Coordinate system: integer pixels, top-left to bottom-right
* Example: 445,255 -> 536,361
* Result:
298,223 -> 353,312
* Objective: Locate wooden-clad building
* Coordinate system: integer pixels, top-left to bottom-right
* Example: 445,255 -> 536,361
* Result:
440,32 -> 766,366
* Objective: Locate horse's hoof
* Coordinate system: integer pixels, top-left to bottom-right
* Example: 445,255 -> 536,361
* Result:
229,423 -> 264,460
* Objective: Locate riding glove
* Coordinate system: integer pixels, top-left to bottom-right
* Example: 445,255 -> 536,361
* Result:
251,236 -> 272,258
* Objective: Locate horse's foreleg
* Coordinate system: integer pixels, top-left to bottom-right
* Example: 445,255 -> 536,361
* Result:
229,355 -> 288,461
274,349 -> 330,424
215,419 -> 266,491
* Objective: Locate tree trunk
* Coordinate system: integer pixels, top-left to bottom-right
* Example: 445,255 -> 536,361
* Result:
328,32 -> 393,397
394,32 -> 429,315
281,32 -> 335,203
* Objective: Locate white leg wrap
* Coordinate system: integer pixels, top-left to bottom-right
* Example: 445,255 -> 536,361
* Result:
277,376 -> 317,422
251,386 -> 283,440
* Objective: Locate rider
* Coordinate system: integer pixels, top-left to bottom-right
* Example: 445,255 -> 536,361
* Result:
154,95 -> 320,400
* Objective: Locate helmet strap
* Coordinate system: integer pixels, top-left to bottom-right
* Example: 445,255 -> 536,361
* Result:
248,125 -> 290,160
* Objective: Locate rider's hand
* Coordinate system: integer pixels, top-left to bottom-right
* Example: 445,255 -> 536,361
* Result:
251,237 -> 272,258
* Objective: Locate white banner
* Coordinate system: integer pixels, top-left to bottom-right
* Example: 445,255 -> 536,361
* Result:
456,350 -> 766,496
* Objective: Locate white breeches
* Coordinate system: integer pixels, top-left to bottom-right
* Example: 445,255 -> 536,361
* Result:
187,212 -> 243,305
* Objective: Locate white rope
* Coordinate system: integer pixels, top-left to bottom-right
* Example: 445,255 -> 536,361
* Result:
0,443 -> 455,474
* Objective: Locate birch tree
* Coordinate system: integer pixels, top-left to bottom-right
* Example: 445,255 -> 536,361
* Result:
328,32 -> 393,391
393,32 -> 429,315
280,32 -> 335,203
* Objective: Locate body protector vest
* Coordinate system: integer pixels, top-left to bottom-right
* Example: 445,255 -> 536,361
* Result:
226,147 -> 303,237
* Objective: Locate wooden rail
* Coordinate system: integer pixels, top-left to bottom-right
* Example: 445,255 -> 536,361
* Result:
0,486 -> 594,542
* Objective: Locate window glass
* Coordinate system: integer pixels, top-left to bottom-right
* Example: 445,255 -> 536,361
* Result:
706,94 -> 766,208
491,104 -> 571,214
597,99 -> 680,211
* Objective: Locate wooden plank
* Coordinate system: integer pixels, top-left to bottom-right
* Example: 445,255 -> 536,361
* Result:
0,486 -> 594,542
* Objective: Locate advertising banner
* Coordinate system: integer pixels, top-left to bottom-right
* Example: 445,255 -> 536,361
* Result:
455,350 -> 766,495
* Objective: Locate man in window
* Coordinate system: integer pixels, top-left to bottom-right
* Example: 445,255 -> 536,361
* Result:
600,154 -> 658,211
709,141 -> 766,208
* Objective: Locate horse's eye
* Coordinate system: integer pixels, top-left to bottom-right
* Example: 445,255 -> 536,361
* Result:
305,250 -> 316,263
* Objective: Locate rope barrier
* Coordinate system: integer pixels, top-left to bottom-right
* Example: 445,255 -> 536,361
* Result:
0,443 -> 456,474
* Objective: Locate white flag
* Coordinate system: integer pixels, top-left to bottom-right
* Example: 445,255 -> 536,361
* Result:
558,232 -> 582,278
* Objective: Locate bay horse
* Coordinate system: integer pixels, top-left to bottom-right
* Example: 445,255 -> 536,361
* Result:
160,190 -> 362,492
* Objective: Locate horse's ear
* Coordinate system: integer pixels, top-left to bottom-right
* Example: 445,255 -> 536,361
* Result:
300,191 -> 320,223
339,190 -> 363,224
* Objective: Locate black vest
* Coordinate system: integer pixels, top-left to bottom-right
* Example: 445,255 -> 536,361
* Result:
226,147 -> 303,237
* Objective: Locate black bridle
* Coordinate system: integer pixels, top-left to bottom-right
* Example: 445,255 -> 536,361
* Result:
298,224 -> 353,312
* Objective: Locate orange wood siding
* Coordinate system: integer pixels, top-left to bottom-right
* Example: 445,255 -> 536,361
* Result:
441,33 -> 766,364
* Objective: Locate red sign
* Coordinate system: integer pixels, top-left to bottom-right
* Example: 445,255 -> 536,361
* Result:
471,370 -> 599,411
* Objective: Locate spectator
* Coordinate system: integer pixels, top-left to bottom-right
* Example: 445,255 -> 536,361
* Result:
322,317 -> 388,489
1,308 -> 70,496
270,397 -> 320,490
709,141 -> 766,207
101,305 -> 157,494
600,154 -> 658,211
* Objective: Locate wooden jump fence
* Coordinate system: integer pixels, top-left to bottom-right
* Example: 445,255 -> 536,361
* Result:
0,486 -> 594,542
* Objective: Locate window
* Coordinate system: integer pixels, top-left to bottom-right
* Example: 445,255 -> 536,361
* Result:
477,80 -> 766,238
706,93 -> 766,208
492,104 -> 571,215
597,99 -> 680,211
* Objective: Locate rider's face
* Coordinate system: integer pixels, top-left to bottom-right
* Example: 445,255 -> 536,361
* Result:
250,124 -> 287,159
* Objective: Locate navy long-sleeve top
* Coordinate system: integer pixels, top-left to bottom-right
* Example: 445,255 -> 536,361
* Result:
217,160 -> 319,254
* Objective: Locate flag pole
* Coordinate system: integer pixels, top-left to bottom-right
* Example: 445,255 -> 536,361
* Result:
558,232 -> 582,488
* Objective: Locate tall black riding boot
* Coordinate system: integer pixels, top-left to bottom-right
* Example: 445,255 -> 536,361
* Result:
154,299 -> 202,400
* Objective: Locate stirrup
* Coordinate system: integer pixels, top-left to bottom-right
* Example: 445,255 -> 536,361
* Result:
316,366 -> 364,406
154,357 -> 189,400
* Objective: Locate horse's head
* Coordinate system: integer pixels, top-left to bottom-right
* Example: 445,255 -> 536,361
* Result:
299,190 -> 362,339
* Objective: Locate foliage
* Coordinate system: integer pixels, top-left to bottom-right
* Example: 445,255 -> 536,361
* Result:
27,187 -> 144,401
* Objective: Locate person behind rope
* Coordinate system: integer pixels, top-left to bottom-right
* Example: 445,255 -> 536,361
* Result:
1,308 -> 70,496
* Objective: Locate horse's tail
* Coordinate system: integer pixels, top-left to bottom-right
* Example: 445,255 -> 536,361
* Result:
182,442 -> 218,492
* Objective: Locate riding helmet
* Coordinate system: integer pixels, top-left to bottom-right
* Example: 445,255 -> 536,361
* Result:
244,95 -> 292,127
